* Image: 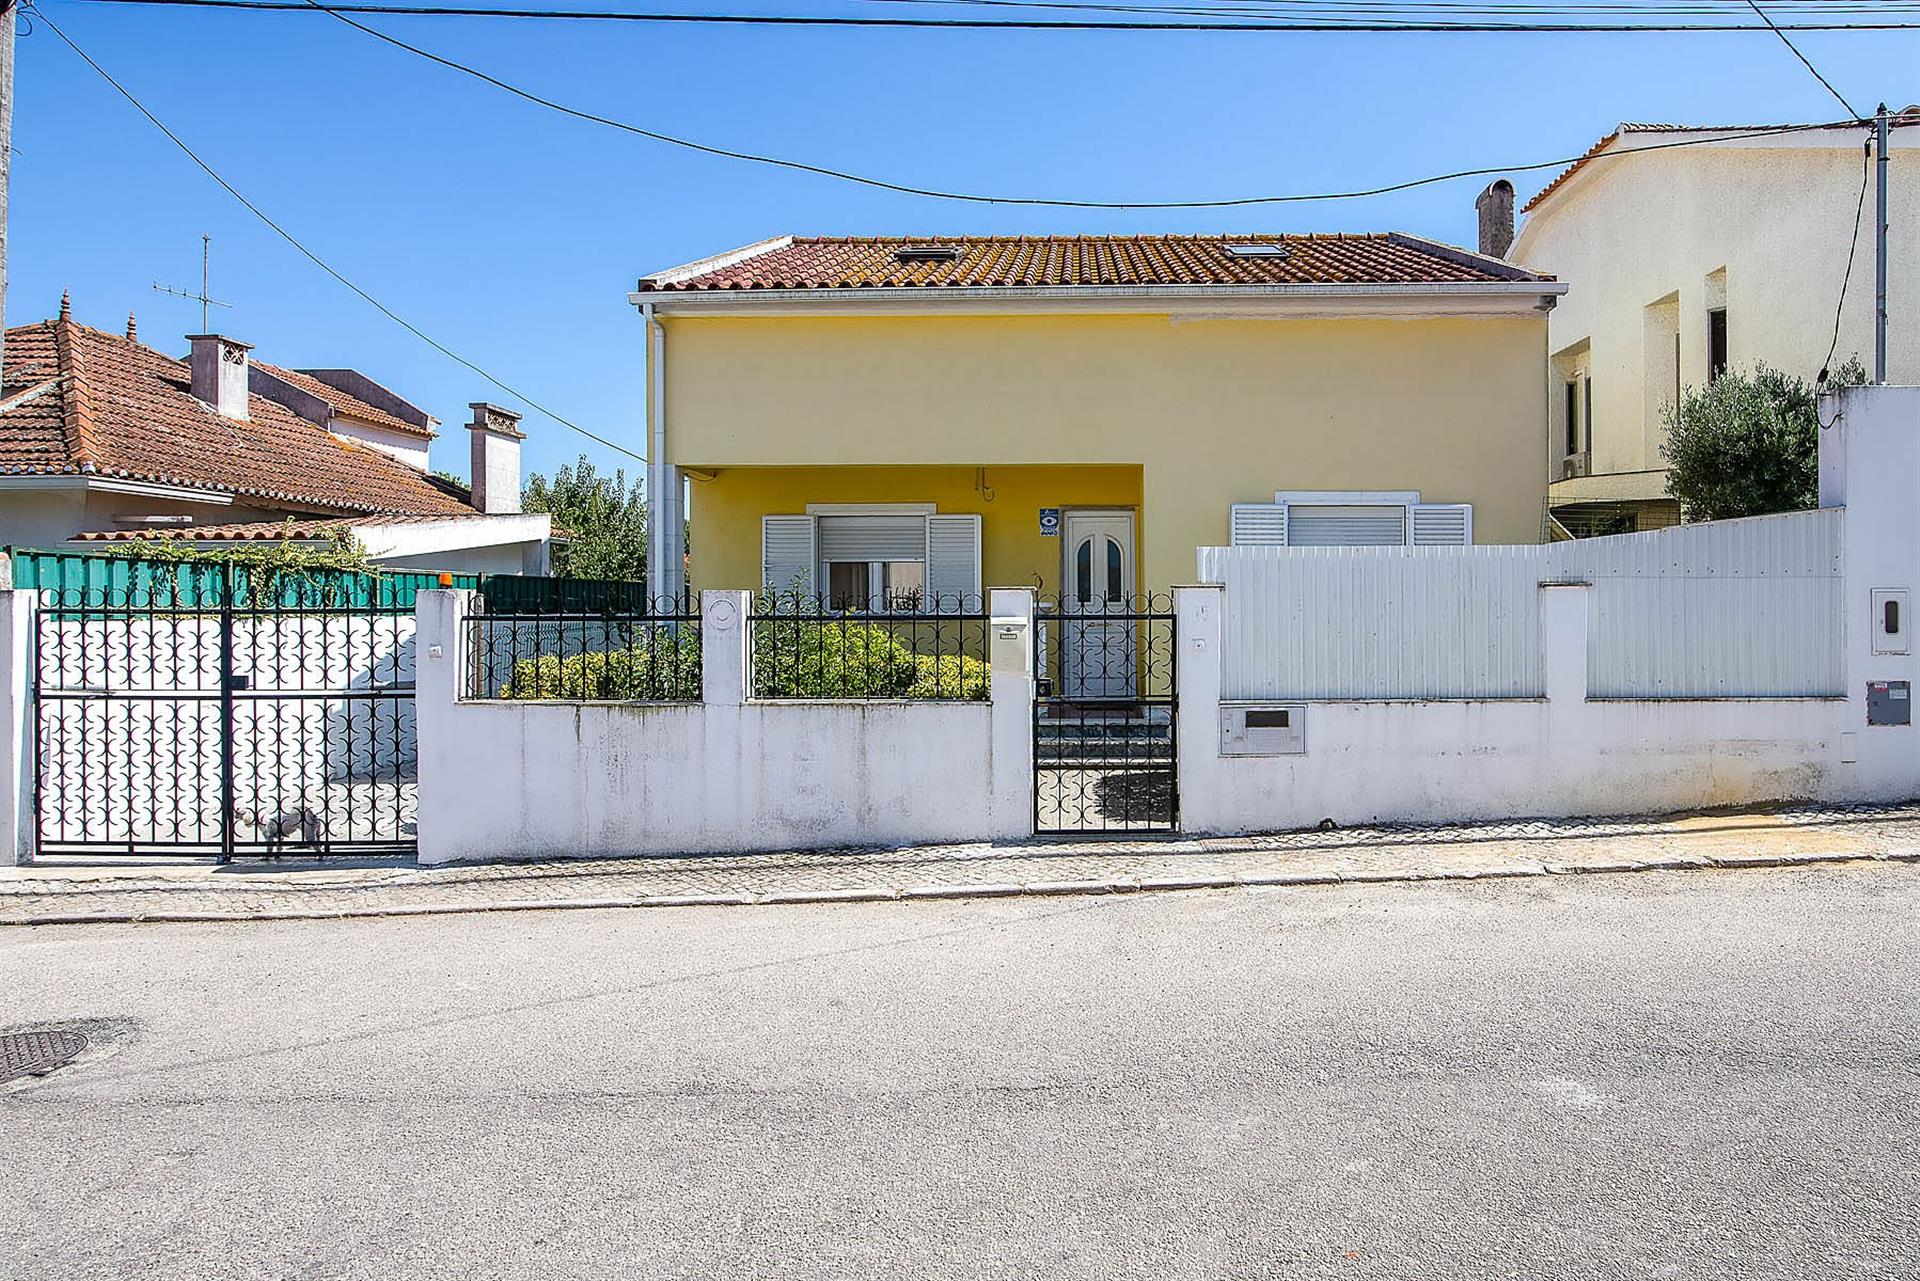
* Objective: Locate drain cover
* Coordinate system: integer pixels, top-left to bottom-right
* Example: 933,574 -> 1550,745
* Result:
1,1029 -> 88,1084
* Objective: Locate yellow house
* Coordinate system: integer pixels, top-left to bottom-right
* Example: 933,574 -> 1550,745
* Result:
629,234 -> 1566,606
1510,116 -> 1918,536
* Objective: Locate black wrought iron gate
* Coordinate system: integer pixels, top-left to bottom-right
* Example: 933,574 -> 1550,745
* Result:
1033,593 -> 1178,834
32,565 -> 419,859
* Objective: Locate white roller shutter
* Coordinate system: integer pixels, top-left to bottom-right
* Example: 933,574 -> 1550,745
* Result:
816,514 -> 928,562
1410,503 -> 1474,546
1284,504 -> 1407,547
925,514 -> 982,612
1230,503 -> 1289,547
761,515 -> 817,593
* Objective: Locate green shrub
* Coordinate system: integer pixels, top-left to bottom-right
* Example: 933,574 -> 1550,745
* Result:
498,628 -> 701,700
752,618 -> 986,700
908,652 -> 989,701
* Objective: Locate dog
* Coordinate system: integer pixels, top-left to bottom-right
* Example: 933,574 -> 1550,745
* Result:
233,804 -> 325,857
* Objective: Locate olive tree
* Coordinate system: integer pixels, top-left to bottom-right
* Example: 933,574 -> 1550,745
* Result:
1662,359 -> 1865,522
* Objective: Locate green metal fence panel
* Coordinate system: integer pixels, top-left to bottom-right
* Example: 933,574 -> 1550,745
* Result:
9,548 -> 480,610
477,572 -> 656,616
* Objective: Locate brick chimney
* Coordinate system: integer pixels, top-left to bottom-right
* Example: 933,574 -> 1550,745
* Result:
188,334 -> 253,421
467,402 -> 525,515
1475,179 -> 1516,259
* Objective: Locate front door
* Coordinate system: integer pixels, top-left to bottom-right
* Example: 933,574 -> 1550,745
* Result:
1061,510 -> 1136,700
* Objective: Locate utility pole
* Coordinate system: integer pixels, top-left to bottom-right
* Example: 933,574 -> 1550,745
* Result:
0,0 -> 17,379
1875,103 -> 1890,384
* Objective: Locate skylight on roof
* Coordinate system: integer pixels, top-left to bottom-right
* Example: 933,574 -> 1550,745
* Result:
1223,243 -> 1290,259
893,245 -> 963,263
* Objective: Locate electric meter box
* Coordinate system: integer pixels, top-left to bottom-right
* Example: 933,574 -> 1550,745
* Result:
1867,680 -> 1910,727
1221,703 -> 1307,755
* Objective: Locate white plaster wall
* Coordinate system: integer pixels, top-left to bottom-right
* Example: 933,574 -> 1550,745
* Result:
414,590 -> 1023,865
1513,132 -> 1917,480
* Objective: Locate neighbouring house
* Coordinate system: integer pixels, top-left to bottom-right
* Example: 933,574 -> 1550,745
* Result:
1505,113 -> 1919,537
0,297 -> 553,574
629,234 -> 1567,606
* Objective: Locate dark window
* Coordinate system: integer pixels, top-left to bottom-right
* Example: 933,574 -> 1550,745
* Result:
1564,380 -> 1580,454
1584,377 -> 1593,449
1106,539 -> 1123,599
1708,308 -> 1729,383
1075,538 -> 1092,604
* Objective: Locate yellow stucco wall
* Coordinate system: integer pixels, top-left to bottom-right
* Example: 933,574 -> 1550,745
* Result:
665,311 -> 1549,587
689,464 -> 1143,594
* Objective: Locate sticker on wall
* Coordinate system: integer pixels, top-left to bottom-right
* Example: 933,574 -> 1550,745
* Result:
1039,508 -> 1061,537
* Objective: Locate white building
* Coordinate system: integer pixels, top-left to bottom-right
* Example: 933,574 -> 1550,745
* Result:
1507,114 -> 1918,536
0,298 -> 552,575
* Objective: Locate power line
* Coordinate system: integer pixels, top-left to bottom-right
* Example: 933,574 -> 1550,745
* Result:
66,0 -> 1920,32
286,0 -> 1866,211
32,4 -> 648,465
1741,0 -> 1864,121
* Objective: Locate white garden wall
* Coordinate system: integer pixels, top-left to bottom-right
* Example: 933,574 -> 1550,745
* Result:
413,589 -> 1035,865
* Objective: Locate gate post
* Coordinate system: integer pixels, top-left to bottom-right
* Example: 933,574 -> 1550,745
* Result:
1174,585 -> 1223,837
0,576 -> 36,866
988,587 -> 1035,840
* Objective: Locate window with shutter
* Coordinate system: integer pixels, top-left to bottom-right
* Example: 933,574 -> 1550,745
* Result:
761,515 -> 817,595
925,514 -> 982,612
1284,504 -> 1407,547
1229,503 -> 1289,547
1409,503 -> 1473,546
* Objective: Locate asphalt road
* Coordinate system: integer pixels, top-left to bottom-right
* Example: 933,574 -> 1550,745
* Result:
3,865 -> 1916,1280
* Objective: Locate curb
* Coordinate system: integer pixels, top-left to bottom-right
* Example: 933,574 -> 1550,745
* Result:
2,847 -> 1914,928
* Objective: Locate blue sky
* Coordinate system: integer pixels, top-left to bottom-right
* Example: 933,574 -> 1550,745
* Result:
15,2 -> 1918,482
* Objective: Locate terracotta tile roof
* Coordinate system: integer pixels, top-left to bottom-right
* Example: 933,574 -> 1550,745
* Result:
71,513 -> 485,542
637,233 -> 1551,292
0,313 -> 477,517
1521,116 -> 1920,214
254,362 -> 436,440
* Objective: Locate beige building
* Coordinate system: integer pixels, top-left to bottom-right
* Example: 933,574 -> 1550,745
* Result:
631,234 -> 1566,606
1508,116 -> 1918,536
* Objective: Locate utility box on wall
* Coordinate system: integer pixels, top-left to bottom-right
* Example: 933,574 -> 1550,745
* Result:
1868,680 -> 1911,726
1872,589 -> 1910,655
1221,703 -> 1306,755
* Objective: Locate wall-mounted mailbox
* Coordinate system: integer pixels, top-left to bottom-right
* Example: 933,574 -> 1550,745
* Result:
1221,702 -> 1306,755
990,615 -> 1031,677
1872,589 -> 1910,655
1868,680 -> 1910,726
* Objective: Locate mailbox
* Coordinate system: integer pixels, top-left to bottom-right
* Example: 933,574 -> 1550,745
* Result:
1221,702 -> 1307,755
990,615 -> 1031,678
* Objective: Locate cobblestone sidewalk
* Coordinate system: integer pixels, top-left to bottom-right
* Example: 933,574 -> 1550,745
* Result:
3,803 -> 1917,925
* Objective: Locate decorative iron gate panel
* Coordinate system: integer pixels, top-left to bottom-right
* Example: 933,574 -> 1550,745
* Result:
1033,594 -> 1177,834
33,563 -> 419,859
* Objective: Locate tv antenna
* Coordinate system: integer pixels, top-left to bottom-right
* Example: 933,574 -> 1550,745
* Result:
153,234 -> 232,331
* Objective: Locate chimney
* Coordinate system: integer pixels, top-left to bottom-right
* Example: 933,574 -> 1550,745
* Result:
188,333 -> 253,421
1475,179 -> 1516,259
467,402 -> 525,515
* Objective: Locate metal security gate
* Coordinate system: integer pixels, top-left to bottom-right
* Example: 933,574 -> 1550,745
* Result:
1033,593 -> 1177,834
32,562 -> 420,860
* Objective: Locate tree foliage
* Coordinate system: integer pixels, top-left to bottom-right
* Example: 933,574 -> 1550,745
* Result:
1662,360 -> 1865,522
522,454 -> 647,582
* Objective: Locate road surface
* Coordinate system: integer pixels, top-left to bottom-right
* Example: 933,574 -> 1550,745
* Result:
3,864 -> 1915,1279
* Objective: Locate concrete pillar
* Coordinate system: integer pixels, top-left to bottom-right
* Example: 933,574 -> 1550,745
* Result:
1174,584 -> 1224,837
701,590 -> 752,707
987,587 -> 1035,840
1820,384 -> 1920,799
413,589 -> 467,867
0,589 -> 36,865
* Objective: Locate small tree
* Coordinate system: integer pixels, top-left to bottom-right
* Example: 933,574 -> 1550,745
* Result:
522,454 -> 647,581
1662,360 -> 1865,522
